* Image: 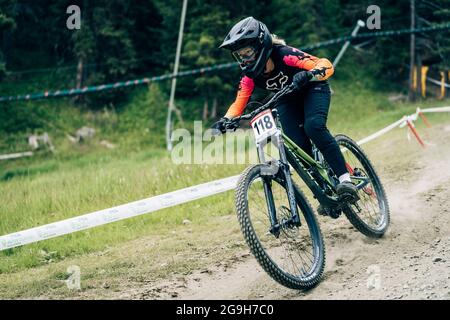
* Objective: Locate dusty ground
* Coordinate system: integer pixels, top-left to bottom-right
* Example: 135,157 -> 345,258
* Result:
125,123 -> 450,300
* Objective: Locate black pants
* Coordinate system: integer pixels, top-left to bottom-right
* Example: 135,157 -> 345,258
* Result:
276,82 -> 348,177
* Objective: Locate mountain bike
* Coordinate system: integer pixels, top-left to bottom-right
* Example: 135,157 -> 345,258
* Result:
223,83 -> 390,290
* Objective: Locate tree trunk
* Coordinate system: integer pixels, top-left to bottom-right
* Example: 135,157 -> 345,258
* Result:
211,97 -> 218,119
416,54 -> 422,98
447,72 -> 450,98
76,58 -> 84,89
74,57 -> 84,103
202,99 -> 209,120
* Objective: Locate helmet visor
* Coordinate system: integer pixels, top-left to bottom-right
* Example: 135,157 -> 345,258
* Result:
232,46 -> 257,66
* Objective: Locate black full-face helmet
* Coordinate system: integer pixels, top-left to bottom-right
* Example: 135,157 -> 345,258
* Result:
219,17 -> 273,79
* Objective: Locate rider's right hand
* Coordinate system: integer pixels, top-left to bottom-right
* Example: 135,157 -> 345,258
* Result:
292,71 -> 313,90
211,117 -> 228,135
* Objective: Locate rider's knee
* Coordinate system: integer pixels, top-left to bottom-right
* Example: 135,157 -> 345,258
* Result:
304,117 -> 327,138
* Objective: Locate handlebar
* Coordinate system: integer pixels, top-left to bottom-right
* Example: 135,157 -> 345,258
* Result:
225,83 -> 296,128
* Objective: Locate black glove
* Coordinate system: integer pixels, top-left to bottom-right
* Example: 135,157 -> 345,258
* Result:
292,71 -> 313,90
211,117 -> 228,135
224,118 -> 239,132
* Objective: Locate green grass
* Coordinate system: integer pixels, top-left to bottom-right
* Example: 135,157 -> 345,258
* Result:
0,148 -> 247,273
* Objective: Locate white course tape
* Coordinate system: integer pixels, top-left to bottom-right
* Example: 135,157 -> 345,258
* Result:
356,116 -> 406,146
419,106 -> 450,113
427,77 -> 450,89
0,151 -> 34,161
0,175 -> 239,251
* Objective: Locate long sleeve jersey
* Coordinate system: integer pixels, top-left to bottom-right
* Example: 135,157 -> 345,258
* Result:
225,44 -> 334,118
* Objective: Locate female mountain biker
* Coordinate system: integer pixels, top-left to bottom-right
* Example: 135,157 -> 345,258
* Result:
211,16 -> 358,198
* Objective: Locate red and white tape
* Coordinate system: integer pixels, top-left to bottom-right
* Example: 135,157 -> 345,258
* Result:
0,106 -> 449,251
356,116 -> 407,146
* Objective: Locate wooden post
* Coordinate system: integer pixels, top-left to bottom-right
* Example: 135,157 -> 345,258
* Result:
421,66 -> 428,98
439,71 -> 445,100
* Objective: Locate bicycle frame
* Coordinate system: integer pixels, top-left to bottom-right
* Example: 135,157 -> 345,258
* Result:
283,134 -> 341,209
254,109 -> 341,220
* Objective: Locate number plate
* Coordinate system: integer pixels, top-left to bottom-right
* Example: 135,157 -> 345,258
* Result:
250,109 -> 279,144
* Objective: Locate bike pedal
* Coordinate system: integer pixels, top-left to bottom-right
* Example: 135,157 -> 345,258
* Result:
317,205 -> 341,219
328,208 -> 342,219
338,192 -> 359,204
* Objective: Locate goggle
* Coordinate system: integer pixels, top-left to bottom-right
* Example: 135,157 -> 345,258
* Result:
232,46 -> 257,65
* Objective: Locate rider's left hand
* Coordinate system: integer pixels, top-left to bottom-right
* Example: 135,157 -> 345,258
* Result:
292,71 -> 313,90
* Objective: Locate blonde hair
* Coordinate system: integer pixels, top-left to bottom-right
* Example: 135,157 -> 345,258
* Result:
271,34 -> 286,45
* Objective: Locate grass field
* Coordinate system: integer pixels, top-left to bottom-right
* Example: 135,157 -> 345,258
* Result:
1,72 -> 449,298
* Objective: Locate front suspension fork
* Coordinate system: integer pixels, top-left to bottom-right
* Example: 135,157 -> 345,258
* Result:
257,132 -> 301,237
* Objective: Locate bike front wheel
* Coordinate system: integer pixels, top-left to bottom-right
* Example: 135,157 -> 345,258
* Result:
235,164 -> 325,290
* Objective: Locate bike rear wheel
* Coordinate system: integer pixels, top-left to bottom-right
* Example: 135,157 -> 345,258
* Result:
235,164 -> 325,290
336,134 -> 390,238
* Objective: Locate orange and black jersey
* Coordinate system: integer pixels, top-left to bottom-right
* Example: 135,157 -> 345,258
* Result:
225,44 -> 334,118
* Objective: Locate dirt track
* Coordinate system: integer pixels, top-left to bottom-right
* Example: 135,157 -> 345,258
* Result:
130,124 -> 450,300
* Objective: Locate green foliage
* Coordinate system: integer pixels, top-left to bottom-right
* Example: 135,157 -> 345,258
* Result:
0,102 -> 55,133
433,0 -> 450,69
0,14 -> 15,30
0,7 -> 15,78
0,61 -> 5,79
117,83 -> 168,148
